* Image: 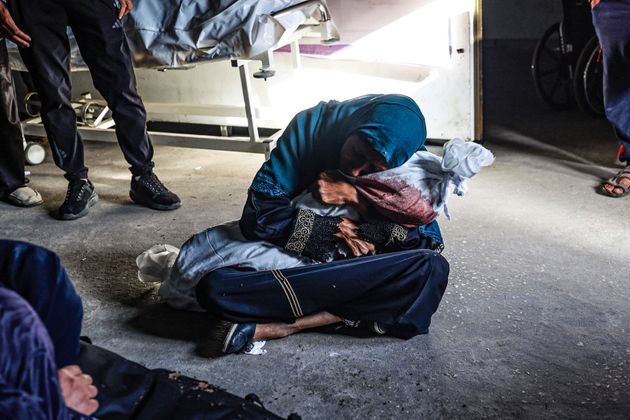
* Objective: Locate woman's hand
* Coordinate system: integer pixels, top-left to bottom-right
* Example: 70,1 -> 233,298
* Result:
335,218 -> 375,257
313,171 -> 358,206
58,365 -> 99,416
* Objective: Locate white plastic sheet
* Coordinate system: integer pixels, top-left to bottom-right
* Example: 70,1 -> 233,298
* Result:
295,138 -> 494,225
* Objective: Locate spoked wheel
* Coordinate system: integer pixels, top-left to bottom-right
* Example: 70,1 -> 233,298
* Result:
575,36 -> 605,118
531,22 -> 574,110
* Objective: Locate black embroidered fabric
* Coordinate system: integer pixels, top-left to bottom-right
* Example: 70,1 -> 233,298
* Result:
358,222 -> 408,252
304,214 -> 344,262
285,209 -> 343,262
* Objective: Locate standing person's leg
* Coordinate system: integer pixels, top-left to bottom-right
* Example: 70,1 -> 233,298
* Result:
0,40 -> 42,206
196,249 -> 449,353
0,240 -> 83,368
66,1 -> 180,211
6,0 -> 98,219
592,0 -> 630,196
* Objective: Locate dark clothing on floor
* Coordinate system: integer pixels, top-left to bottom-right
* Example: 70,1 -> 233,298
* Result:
0,287 -> 87,419
0,41 -> 26,198
0,240 -> 83,368
6,0 -> 155,180
197,249 -> 449,338
592,0 -> 630,163
77,343 -> 285,420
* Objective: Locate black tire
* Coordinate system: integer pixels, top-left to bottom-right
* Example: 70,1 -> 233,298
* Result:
531,22 -> 574,110
579,37 -> 605,118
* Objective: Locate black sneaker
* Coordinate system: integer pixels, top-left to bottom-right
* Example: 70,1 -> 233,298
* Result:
130,172 -> 181,211
58,179 -> 98,220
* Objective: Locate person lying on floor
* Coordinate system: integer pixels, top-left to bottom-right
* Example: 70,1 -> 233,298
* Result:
138,94 -> 493,355
0,240 -> 97,418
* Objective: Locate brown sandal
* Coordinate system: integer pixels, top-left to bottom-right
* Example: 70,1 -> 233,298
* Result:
598,166 -> 630,197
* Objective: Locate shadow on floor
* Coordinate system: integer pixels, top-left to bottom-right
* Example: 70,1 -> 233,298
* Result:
125,303 -> 212,341
483,41 -> 619,168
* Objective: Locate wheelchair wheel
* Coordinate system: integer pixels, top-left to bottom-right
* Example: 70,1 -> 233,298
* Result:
575,36 -> 605,118
531,22 -> 574,110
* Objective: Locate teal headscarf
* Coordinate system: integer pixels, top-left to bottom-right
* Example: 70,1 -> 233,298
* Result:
251,94 -> 427,198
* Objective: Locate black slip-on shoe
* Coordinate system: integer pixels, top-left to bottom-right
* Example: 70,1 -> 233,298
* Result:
200,321 -> 256,356
222,322 -> 256,354
130,172 -> 181,211
58,179 -> 98,220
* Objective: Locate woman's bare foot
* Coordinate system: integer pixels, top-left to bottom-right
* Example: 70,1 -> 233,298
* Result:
253,311 -> 341,341
600,167 -> 630,196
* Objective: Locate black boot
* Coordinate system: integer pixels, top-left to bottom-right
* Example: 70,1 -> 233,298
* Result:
130,172 -> 181,211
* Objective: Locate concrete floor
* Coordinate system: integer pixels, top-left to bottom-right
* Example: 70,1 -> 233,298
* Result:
1,42 -> 629,418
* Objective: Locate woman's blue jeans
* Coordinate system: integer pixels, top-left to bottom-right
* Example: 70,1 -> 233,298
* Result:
592,0 -> 630,164
0,240 -> 83,367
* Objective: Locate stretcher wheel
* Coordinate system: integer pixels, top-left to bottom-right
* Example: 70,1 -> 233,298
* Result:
531,22 -> 574,110
574,36 -> 605,118
253,69 -> 276,80
25,142 -> 46,165
24,92 -> 41,117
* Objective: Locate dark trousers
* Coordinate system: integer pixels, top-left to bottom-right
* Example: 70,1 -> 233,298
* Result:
196,249 -> 449,339
0,41 -> 26,197
7,0 -> 154,180
0,240 -> 83,367
592,0 -> 630,164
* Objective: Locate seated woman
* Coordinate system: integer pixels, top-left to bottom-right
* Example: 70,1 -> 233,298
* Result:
141,94 -> 453,355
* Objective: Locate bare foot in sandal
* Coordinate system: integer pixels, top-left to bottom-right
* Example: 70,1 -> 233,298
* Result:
600,166 -> 630,197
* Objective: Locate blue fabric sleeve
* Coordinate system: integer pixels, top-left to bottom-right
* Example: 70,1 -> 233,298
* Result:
239,189 -> 296,246
0,374 -> 49,420
0,287 -> 74,420
403,222 -> 444,251
0,240 -> 83,368
250,102 -> 329,199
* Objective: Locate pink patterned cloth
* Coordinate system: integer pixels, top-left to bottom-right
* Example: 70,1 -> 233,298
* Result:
351,138 -> 494,228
